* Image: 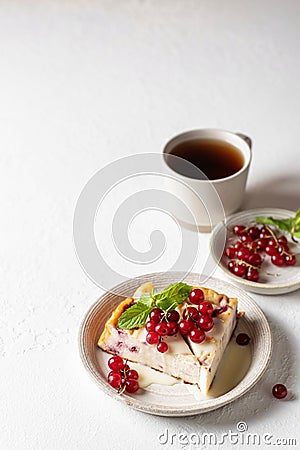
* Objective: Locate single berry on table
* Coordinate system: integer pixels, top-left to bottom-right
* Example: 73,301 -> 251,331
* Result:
272,384 -> 287,399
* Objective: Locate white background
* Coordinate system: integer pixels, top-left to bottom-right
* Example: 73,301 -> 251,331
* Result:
1,1 -> 300,449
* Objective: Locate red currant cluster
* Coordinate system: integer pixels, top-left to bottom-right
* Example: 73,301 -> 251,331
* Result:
178,288 -> 214,343
145,308 -> 180,353
107,356 -> 139,393
225,224 -> 297,282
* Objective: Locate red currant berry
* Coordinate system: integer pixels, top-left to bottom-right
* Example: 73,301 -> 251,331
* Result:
234,241 -> 243,250
149,308 -> 163,323
276,246 -> 286,255
198,301 -> 214,316
248,226 -> 260,239
108,356 -> 124,371
277,235 -> 288,245
241,234 -> 252,244
146,320 -> 156,332
246,267 -> 259,282
166,321 -> 178,335
260,227 -> 271,239
126,369 -> 139,380
157,341 -> 168,353
256,238 -> 268,250
179,319 -> 195,335
249,241 -> 260,251
183,306 -> 199,321
237,247 -> 251,262
285,254 -> 296,266
189,288 -> 204,305
108,371 -> 122,389
166,310 -> 180,322
198,315 -> 214,331
189,328 -> 206,343
236,333 -> 250,346
248,253 -> 262,267
233,262 -> 247,278
123,364 -> 130,372
155,322 -> 169,336
271,254 -> 285,266
125,379 -> 139,393
225,247 -> 236,259
146,331 -> 159,344
265,245 -> 278,256
233,225 -> 245,235
272,384 -> 287,399
228,260 -> 236,273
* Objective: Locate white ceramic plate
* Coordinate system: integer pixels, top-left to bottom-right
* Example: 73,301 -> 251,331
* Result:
210,208 -> 300,295
79,272 -> 272,416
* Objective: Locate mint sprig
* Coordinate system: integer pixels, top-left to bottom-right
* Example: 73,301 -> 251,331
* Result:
117,282 -> 192,330
256,209 -> 300,242
117,302 -> 153,330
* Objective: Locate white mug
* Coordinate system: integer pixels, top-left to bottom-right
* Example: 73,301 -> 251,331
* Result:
162,129 -> 252,231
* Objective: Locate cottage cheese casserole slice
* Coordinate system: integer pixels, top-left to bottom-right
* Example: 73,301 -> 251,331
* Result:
98,281 -> 238,393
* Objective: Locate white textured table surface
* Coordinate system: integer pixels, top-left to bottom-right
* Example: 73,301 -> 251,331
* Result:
1,1 -> 299,449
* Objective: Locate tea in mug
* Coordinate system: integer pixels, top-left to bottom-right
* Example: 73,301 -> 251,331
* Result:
166,139 -> 244,180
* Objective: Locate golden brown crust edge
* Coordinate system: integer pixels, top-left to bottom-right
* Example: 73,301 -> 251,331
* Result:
98,297 -> 134,347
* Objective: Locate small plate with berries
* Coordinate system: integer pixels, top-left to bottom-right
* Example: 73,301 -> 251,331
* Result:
210,208 -> 300,295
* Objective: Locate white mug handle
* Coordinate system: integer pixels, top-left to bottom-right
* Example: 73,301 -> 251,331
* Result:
235,132 -> 252,150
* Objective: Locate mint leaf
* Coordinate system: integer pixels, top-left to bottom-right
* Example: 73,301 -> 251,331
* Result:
117,302 -> 152,329
117,282 -> 192,329
138,292 -> 154,308
292,209 -> 300,231
256,211 -> 300,242
255,216 -> 292,232
154,282 -> 192,312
